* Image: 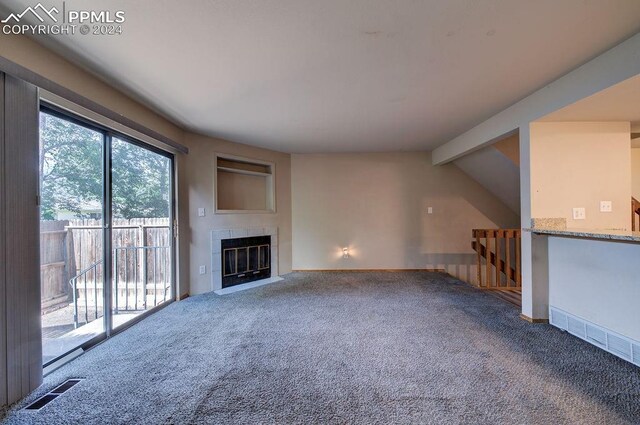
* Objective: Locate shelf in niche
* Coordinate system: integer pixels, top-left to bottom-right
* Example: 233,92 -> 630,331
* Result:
216,166 -> 271,177
215,153 -> 275,214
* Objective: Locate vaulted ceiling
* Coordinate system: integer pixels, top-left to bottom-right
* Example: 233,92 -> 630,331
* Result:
3,0 -> 640,153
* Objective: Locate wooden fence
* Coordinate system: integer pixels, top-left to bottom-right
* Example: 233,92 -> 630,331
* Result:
40,218 -> 171,312
40,221 -> 76,313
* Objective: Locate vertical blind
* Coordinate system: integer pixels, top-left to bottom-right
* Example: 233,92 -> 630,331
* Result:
0,72 -> 42,406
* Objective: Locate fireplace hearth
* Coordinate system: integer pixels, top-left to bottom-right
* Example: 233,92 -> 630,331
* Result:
221,236 -> 271,288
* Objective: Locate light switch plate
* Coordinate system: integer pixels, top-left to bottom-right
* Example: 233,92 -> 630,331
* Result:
572,207 -> 586,220
199,265 -> 206,275
427,207 -> 433,214
198,208 -> 206,217
600,201 -> 612,213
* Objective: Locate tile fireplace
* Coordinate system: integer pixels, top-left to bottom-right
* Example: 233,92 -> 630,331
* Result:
211,227 -> 278,291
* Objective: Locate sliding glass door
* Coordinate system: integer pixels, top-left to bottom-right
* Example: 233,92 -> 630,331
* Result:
39,111 -> 106,365
39,106 -> 175,366
110,137 -> 174,329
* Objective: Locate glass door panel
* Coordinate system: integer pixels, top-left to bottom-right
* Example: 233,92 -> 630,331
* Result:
39,111 -> 105,365
110,137 -> 173,329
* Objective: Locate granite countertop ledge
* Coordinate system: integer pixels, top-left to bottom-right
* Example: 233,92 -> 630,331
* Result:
525,227 -> 640,243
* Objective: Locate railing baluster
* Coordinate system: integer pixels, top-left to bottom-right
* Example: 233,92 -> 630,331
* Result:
134,247 -> 139,311
481,230 -> 487,288
84,273 -> 88,325
153,247 -> 158,307
139,226 -> 144,312
474,230 -> 481,288
164,247 -> 168,302
485,233 -> 491,288
472,228 -> 521,291
505,231 -> 511,288
495,230 -> 501,288
124,249 -> 129,311
94,264 -> 98,320
114,249 -> 119,314
516,231 -> 521,286
72,278 -> 79,329
142,247 -> 148,311
68,239 -> 172,329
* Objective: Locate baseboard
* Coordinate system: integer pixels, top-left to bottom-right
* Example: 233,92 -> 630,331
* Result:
179,293 -> 190,300
519,313 -> 549,324
292,268 -> 446,273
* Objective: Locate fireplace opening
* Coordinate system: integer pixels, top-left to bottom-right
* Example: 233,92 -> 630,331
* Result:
221,236 -> 271,288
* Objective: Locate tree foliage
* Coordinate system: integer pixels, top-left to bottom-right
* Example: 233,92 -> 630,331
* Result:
40,112 -> 170,220
111,138 -> 170,219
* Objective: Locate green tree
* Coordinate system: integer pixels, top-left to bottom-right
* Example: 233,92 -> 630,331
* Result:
112,138 -> 170,219
40,112 -> 170,220
39,113 -> 103,220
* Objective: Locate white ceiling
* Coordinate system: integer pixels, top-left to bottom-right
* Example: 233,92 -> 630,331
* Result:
4,0 -> 640,153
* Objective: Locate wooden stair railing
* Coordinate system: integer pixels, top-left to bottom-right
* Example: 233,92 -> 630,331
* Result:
632,197 -> 640,231
472,229 -> 521,290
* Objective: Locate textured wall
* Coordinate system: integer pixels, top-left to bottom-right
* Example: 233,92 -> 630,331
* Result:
180,133 -> 292,295
291,152 -> 519,284
530,122 -> 631,230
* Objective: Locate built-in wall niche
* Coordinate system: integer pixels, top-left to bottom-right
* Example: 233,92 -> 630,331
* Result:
215,154 -> 275,213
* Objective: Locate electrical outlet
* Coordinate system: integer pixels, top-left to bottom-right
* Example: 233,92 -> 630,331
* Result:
600,201 -> 612,213
198,208 -> 206,217
199,265 -> 206,275
427,207 -> 433,214
572,207 -> 586,220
